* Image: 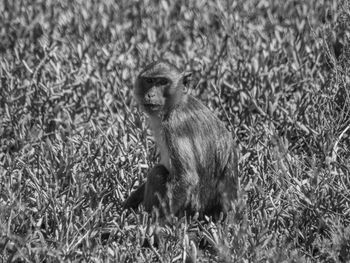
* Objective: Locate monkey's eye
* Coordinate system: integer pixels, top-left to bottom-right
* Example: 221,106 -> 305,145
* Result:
145,78 -> 156,84
158,78 -> 169,85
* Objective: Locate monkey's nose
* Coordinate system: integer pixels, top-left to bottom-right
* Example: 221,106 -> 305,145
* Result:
146,93 -> 155,99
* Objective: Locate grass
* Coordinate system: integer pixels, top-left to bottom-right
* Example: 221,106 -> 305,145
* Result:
0,0 -> 349,262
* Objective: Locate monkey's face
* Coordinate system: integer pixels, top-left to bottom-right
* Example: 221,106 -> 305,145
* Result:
134,75 -> 180,114
134,61 -> 191,115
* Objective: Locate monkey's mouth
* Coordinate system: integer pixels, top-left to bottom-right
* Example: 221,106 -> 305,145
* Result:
143,103 -> 163,111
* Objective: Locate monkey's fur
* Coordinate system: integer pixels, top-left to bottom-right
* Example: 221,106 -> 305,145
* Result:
124,61 -> 238,221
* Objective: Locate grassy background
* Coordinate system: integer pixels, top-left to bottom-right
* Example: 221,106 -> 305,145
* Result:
0,0 -> 349,262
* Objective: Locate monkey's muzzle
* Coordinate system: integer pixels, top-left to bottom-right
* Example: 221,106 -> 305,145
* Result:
143,103 -> 163,112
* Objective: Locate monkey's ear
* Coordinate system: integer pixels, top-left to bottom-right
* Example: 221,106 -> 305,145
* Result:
182,72 -> 192,93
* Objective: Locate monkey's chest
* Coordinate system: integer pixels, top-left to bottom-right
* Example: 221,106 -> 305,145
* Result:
157,136 -> 170,170
149,117 -> 171,171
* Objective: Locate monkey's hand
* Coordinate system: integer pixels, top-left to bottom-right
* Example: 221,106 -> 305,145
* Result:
123,164 -> 169,211
123,182 -> 146,210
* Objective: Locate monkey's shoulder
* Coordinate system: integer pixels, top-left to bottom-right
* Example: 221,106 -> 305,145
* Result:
165,95 -> 232,139
184,96 -> 227,125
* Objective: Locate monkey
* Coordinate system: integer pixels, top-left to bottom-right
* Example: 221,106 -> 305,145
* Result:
123,60 -> 239,221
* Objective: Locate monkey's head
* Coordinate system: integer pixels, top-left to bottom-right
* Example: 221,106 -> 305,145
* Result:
134,61 -> 192,115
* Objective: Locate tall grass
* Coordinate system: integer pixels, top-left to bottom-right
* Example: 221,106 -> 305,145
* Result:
0,0 -> 349,262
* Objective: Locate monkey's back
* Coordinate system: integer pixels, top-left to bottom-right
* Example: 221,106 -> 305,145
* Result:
163,95 -> 238,219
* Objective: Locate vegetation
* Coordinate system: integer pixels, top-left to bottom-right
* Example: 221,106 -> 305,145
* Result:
0,0 -> 349,262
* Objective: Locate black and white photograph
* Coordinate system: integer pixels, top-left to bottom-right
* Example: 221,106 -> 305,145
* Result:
0,0 -> 349,262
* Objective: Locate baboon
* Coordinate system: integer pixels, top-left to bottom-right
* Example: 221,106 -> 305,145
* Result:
124,60 -> 238,220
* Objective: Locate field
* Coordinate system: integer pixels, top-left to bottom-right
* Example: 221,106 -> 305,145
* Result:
1,0 -> 349,262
